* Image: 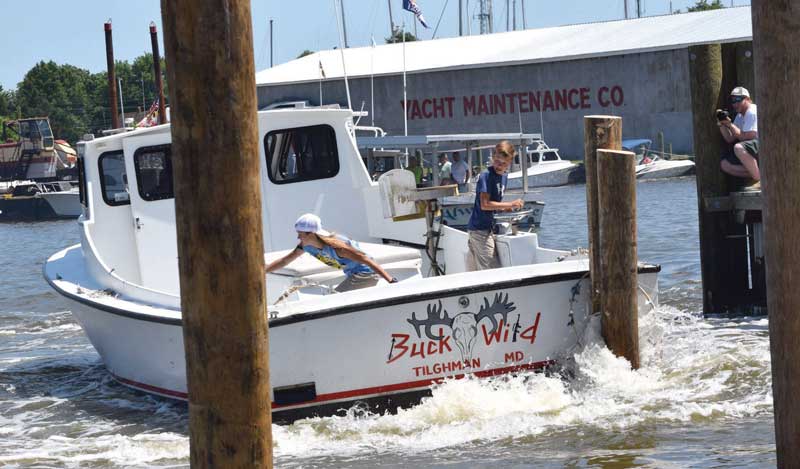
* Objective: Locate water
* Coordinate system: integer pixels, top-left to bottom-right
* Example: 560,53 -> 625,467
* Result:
0,178 -> 776,467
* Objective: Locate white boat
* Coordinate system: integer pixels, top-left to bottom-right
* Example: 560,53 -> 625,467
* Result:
625,139 -> 696,180
440,192 -> 544,230
505,141 -> 578,189
36,184 -> 81,218
44,107 -> 659,422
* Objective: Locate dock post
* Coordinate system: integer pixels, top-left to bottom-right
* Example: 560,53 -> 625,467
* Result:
104,21 -> 121,130
597,149 -> 639,369
583,116 -> 622,314
689,44 -> 750,314
161,1 -> 273,467
753,1 -> 800,464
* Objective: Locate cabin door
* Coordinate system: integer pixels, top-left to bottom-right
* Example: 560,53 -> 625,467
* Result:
122,133 -> 180,294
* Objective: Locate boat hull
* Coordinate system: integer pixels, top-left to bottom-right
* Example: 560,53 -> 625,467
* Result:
48,246 -> 659,423
636,160 -> 695,180
505,166 -> 578,189
37,190 -> 82,217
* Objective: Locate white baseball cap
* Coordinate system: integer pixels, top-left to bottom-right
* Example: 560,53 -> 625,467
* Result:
731,86 -> 750,98
294,213 -> 328,235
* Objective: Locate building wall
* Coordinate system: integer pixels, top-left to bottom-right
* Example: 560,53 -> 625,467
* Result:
257,48 -> 693,159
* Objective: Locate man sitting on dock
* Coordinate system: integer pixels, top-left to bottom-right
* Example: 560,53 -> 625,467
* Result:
466,141 -> 524,271
718,86 -> 760,191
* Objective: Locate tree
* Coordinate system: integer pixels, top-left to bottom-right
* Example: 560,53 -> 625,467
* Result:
385,28 -> 417,44
15,61 -> 95,142
297,50 -> 314,58
687,0 -> 724,12
0,85 -> 16,117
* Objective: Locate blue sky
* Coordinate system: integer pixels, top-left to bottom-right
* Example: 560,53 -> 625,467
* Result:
1,0 -> 744,91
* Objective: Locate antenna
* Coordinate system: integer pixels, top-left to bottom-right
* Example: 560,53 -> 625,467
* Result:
333,0 -> 352,110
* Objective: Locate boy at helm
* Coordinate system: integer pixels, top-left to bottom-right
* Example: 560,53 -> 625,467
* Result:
466,141 -> 524,271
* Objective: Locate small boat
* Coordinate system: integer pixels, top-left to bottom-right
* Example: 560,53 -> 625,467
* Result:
0,118 -> 81,220
505,140 -> 578,189
440,192 -> 544,230
35,184 -> 81,218
625,139 -> 696,180
44,107 -> 659,423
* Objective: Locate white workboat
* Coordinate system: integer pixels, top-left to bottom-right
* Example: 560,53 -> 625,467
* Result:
505,141 -> 578,189
36,184 -> 81,218
625,139 -> 696,180
44,107 -> 659,422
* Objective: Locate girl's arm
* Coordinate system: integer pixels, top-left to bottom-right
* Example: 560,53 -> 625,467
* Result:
336,246 -> 396,283
265,246 -> 304,273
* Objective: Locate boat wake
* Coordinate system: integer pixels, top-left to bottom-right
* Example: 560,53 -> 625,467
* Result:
0,305 -> 773,467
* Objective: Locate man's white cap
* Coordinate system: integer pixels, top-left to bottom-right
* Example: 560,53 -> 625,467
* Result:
731,86 -> 750,98
294,213 -> 328,235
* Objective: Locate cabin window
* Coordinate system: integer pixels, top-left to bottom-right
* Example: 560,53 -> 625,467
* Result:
541,151 -> 559,162
264,124 -> 339,184
529,153 -> 541,163
98,151 -> 130,206
134,145 -> 173,201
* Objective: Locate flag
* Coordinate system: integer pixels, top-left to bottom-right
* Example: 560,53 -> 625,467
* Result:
402,0 -> 430,28
318,59 -> 326,79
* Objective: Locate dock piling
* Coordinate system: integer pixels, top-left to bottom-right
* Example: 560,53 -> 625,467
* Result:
689,43 -> 755,315
752,0 -> 800,464
583,115 -> 622,314
597,149 -> 640,369
161,1 -> 274,467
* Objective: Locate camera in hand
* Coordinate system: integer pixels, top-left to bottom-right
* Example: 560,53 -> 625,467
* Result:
716,109 -> 730,121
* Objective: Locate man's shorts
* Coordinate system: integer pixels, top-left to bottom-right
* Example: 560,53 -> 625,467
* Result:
721,139 -> 759,165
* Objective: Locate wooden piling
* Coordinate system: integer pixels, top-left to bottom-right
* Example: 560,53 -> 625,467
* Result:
596,149 -> 639,369
752,1 -> 800,464
583,116 -> 622,314
161,1 -> 273,467
689,44 -> 750,314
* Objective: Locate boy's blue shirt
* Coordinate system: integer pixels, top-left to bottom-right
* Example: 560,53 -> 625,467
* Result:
467,166 -> 507,231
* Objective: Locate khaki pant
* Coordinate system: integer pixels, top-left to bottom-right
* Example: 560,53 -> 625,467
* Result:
467,229 -> 499,271
335,272 -> 380,292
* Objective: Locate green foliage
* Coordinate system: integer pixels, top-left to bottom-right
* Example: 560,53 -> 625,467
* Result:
0,85 -> 16,118
385,28 -> 417,44
297,50 -> 315,59
8,54 -> 170,143
687,0 -> 724,12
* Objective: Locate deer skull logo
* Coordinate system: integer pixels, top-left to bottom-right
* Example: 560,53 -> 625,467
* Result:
407,293 -> 516,363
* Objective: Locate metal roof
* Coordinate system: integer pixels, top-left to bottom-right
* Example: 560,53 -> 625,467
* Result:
256,7 -> 752,86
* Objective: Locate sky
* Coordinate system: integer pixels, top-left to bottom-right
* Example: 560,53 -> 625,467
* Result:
1,0 -> 745,91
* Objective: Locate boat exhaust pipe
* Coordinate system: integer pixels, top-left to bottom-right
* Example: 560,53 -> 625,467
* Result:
104,20 -> 121,130
149,22 -> 167,125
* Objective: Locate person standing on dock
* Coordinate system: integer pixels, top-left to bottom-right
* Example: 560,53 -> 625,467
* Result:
466,141 -> 524,271
450,151 -> 470,193
265,213 -> 398,291
718,86 -> 760,191
438,153 -> 453,185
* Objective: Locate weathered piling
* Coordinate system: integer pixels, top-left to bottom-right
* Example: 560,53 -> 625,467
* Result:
753,0 -> 800,464
161,1 -> 273,467
689,44 -> 754,315
583,116 -> 622,314
149,22 -> 166,124
104,21 -> 120,130
596,149 -> 639,369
